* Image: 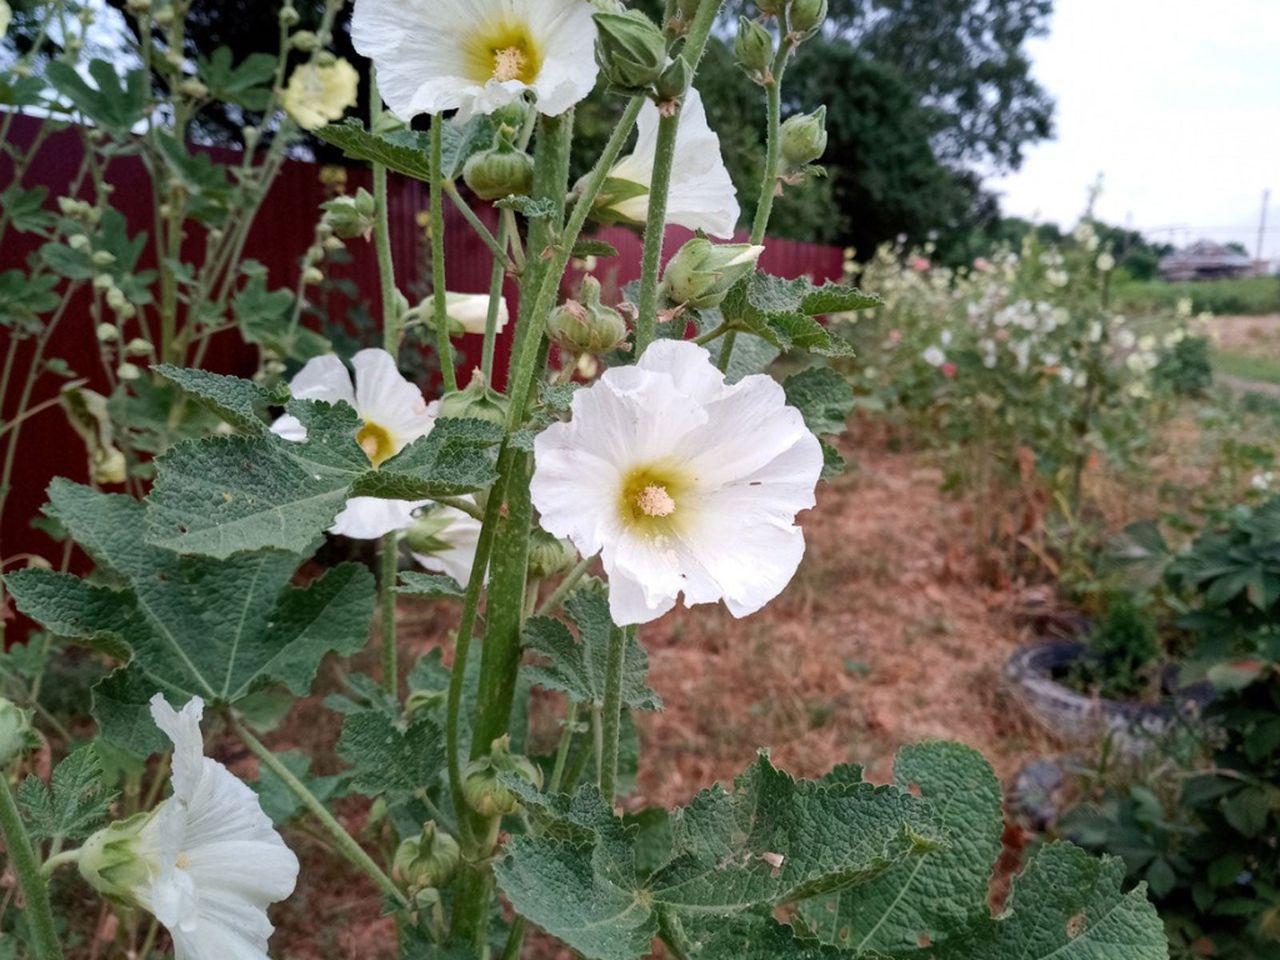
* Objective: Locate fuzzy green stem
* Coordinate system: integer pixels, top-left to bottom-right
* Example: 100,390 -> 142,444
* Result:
379,531 -> 399,697
548,701 -> 580,794
444,182 -> 509,266
634,110 -> 681,354
536,554 -> 593,617
481,214 -> 512,388
430,115 -> 457,392
372,78 -> 401,356
598,624 -> 629,800
0,775 -> 64,960
721,17 -> 792,378
38,847 -> 82,879
233,719 -> 408,908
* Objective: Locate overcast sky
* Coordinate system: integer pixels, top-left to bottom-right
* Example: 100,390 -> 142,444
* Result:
988,0 -> 1280,259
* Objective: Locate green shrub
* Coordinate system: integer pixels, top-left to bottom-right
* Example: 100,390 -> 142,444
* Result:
1154,335 -> 1214,396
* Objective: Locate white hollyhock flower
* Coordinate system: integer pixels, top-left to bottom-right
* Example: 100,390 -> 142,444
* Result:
281,59 -> 360,130
446,292 -> 509,336
598,89 -> 740,239
531,340 -> 822,625
0,2 -> 11,36
272,350 -> 436,539
79,696 -> 297,960
922,345 -> 947,368
408,500 -> 483,586
352,0 -> 598,121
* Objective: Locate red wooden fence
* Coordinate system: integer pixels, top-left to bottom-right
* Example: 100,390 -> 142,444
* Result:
1,113 -> 842,619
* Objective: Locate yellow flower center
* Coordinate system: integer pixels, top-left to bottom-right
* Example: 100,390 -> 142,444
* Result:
620,465 -> 689,536
357,421 -> 397,468
174,853 -> 190,870
464,21 -> 542,85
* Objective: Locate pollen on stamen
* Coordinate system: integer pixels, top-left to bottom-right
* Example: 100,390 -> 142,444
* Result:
175,853 -> 190,870
636,484 -> 676,518
493,46 -> 527,83
359,434 -> 380,461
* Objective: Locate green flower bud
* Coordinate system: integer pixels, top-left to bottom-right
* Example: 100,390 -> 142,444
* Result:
437,369 -> 509,426
528,530 -> 578,580
393,821 -> 461,893
790,0 -> 829,37
735,16 -> 774,82
463,141 -> 535,201
654,56 -> 691,103
594,10 -> 667,91
489,100 -> 530,139
462,736 -> 542,818
0,698 -> 33,766
290,29 -> 320,52
321,188 -> 377,240
662,239 -> 765,310
780,106 -> 828,169
79,813 -> 153,907
547,277 -> 629,356
278,3 -> 300,27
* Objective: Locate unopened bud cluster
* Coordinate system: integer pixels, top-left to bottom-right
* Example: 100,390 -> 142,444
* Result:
547,276 -> 630,356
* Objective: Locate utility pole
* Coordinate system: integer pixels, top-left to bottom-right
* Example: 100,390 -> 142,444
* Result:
1256,188 -> 1271,269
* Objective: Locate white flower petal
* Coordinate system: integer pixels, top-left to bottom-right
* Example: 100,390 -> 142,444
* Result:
410,505 -> 484,585
607,90 -> 740,238
446,292 -> 509,336
148,694 -> 206,802
531,340 -> 821,625
329,497 -> 427,540
351,348 -> 434,453
139,697 -> 298,960
352,0 -> 598,120
287,354 -> 356,405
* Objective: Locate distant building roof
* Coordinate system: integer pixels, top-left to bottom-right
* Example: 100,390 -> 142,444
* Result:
1159,240 -> 1253,280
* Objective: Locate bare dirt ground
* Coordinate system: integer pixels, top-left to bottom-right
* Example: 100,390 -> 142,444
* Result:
1207,313 -> 1280,353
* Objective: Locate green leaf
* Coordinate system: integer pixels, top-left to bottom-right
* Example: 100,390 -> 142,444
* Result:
153,365 -> 289,434
708,331 -> 782,384
92,666 -> 169,757
154,136 -> 233,226
8,481 -> 374,710
496,751 -> 941,960
930,843 -> 1166,960
571,238 -> 621,259
820,440 -> 846,482
783,367 -> 855,436
315,116 -> 493,182
397,571 -> 465,600
803,742 -> 1004,952
721,275 -> 869,359
2,185 -> 55,234
0,569 -> 134,662
232,273 -> 330,362
495,195 -> 559,220
197,47 -> 277,110
146,402 -> 502,558
0,271 -> 60,331
337,710 -> 445,801
524,581 -> 661,711
17,745 -> 117,842
45,60 -> 148,136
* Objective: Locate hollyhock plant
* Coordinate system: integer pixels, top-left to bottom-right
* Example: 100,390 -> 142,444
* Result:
78,696 -> 298,960
272,349 -> 435,539
595,89 -> 740,238
351,0 -> 599,120
531,340 -> 823,625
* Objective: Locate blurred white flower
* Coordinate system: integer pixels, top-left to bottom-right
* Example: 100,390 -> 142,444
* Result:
1117,329 -> 1137,350
1046,269 -> 1069,288
939,329 -> 954,347
440,292 -> 509,336
352,0 -> 599,120
79,696 -> 298,960
531,340 -> 822,625
408,500 -> 483,586
1252,471 -> 1275,492
598,89 -> 739,239
282,59 -> 360,130
0,2 -> 11,36
1163,329 -> 1186,348
272,350 -> 436,539
1088,321 -> 1104,343
1096,252 -> 1116,273
922,345 -> 947,367
1137,334 -> 1157,352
